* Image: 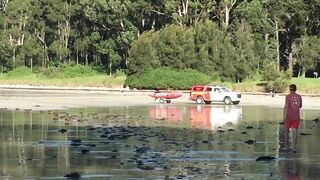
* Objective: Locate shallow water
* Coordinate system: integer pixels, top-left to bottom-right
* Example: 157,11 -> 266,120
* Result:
0,104 -> 320,179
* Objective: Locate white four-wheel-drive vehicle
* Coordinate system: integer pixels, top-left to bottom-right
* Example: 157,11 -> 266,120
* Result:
189,85 -> 242,105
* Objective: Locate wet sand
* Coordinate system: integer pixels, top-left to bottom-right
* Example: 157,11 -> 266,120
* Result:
0,86 -> 320,110
1,86 -> 320,179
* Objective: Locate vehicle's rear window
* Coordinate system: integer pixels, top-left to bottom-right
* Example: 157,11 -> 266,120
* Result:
192,86 -> 204,91
221,87 -> 230,92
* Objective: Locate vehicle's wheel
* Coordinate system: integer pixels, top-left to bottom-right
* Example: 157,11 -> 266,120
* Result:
166,99 -> 171,103
159,98 -> 165,103
232,101 -> 240,105
196,96 -> 204,104
204,101 -> 211,104
223,97 -> 232,105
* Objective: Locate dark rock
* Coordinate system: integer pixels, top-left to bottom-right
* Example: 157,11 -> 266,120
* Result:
227,129 -> 235,131
176,174 -> 187,179
64,172 -> 81,179
217,130 -> 225,133
71,139 -> 82,143
100,134 -> 108,138
137,165 -> 155,170
136,160 -> 144,165
85,144 -> 96,147
241,131 -> 247,134
70,139 -> 81,146
111,155 -> 117,159
70,143 -> 81,147
58,129 -> 67,133
136,147 -> 150,153
81,149 -> 90,154
202,140 -> 209,143
256,156 -> 276,162
246,126 -> 254,129
300,133 -> 312,135
312,118 -> 319,123
244,140 -> 256,145
87,127 -> 96,131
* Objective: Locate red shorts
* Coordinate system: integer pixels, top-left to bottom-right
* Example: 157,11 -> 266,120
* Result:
285,119 -> 300,129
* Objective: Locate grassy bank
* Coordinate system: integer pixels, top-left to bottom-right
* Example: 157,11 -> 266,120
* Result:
0,68 -> 319,94
0,74 -> 126,88
229,78 -> 320,94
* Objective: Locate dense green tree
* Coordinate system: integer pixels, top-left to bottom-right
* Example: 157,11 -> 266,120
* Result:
0,0 -> 319,81
292,35 -> 320,77
264,0 -> 309,72
157,25 -> 196,69
306,0 -> 320,35
231,0 -> 277,71
231,21 -> 256,82
194,20 -> 220,73
128,30 -> 160,75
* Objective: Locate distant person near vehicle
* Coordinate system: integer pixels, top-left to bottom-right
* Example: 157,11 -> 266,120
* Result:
282,84 -> 302,153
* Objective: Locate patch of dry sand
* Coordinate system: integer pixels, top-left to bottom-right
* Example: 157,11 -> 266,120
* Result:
0,86 -> 319,110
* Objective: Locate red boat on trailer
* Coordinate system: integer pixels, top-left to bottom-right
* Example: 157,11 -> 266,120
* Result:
149,91 -> 183,103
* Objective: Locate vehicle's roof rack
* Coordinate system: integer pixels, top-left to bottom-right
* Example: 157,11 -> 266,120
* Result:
206,83 -> 225,87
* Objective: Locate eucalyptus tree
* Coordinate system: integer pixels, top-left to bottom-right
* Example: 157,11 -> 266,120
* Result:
79,0 -> 137,73
126,0 -> 168,33
264,0 -> 309,72
28,0 -> 49,67
164,0 -> 217,26
231,0 -> 277,72
215,0 -> 245,28
292,36 -> 320,77
2,0 -> 32,68
41,0 -> 79,63
305,0 -> 320,35
19,38 -> 42,71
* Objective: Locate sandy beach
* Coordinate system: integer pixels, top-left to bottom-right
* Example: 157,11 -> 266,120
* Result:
0,85 -> 320,110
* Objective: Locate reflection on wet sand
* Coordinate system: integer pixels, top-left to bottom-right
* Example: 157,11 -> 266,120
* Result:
149,105 -> 183,121
149,105 -> 242,130
190,105 -> 242,130
1,106 -> 320,179
284,159 -> 300,180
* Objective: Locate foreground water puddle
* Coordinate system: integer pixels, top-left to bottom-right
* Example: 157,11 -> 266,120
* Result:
1,105 -> 320,179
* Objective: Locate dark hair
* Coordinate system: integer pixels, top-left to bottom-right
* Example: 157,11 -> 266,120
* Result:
289,84 -> 297,92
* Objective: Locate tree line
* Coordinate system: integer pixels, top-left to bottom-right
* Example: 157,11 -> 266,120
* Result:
0,0 -> 319,81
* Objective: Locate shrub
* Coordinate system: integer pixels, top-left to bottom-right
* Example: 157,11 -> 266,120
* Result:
266,71 -> 291,93
6,67 -> 34,78
60,64 -> 97,78
125,68 -> 213,90
34,66 -> 62,78
262,62 -> 280,81
115,69 -> 126,77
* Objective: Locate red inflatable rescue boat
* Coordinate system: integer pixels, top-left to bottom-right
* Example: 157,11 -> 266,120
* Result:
149,91 -> 183,103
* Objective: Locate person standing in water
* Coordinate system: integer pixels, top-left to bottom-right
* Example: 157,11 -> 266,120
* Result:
283,84 -> 302,153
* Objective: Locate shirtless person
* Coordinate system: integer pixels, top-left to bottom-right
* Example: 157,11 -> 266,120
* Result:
283,84 -> 302,153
